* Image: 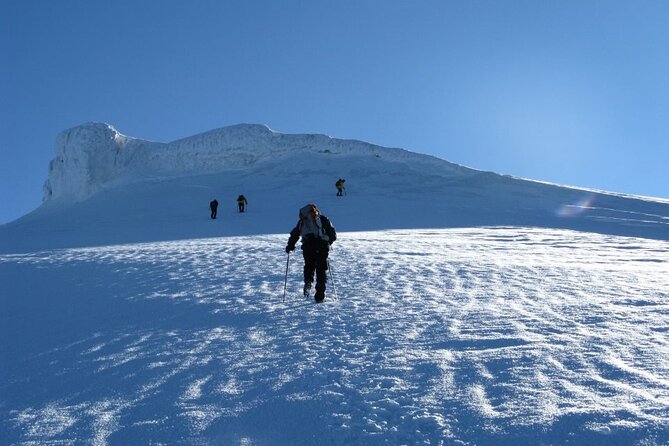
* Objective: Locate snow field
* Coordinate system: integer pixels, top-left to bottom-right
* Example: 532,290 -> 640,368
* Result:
1,227 -> 668,445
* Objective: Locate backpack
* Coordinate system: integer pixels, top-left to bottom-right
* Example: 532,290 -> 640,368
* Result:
299,204 -> 331,242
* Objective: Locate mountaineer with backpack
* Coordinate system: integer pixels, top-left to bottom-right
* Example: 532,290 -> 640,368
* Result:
237,194 -> 248,213
285,203 -> 337,302
210,199 -> 219,219
335,178 -> 346,196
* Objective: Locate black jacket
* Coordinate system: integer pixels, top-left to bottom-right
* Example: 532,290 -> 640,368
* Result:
287,214 -> 336,251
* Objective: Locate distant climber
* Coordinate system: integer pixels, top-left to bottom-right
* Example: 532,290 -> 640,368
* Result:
237,195 -> 248,213
285,203 -> 337,303
336,178 -> 346,196
210,199 -> 219,219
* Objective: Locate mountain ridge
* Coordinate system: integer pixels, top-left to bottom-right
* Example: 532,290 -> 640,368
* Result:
43,122 -> 468,204
1,123 -> 667,253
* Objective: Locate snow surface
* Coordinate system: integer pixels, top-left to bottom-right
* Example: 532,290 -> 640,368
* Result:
2,229 -> 668,445
41,123 -> 464,203
2,122 -> 668,253
1,123 -> 668,445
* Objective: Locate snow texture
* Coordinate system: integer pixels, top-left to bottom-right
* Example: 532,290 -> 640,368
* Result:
1,123 -> 668,445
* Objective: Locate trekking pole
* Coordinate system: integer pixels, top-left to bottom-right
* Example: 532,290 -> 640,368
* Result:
283,252 -> 290,302
328,258 -> 338,300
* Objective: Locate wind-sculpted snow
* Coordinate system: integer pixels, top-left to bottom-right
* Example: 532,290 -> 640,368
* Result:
1,228 -> 668,445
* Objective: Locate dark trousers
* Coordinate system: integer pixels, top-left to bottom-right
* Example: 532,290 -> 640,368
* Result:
211,208 -> 217,219
302,239 -> 329,293
238,203 -> 245,212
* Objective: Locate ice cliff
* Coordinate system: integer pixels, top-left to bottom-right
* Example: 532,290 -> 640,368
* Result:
43,123 -> 465,202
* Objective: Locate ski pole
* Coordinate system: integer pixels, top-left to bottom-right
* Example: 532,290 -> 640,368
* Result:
283,252 -> 290,302
328,258 -> 338,300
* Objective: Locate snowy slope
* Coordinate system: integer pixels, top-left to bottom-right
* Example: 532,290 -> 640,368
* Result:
41,123 -> 465,203
1,229 -> 668,445
1,123 -> 667,254
1,124 -> 668,445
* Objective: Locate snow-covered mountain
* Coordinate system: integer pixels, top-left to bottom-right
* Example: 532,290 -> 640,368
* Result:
42,123 -> 466,203
1,124 -> 668,445
1,123 -> 667,253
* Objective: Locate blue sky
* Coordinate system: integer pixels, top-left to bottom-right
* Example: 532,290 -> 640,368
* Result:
1,0 -> 668,224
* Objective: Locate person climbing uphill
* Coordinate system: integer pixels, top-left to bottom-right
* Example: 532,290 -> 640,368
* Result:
335,178 -> 346,196
237,194 -> 248,213
285,203 -> 337,302
209,199 -> 219,219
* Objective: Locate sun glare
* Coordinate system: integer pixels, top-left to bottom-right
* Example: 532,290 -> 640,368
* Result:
557,194 -> 595,217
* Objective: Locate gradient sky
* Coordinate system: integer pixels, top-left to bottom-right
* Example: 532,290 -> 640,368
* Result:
2,0 -> 668,224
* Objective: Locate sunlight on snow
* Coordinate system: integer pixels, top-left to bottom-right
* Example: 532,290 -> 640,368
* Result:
1,228 -> 668,445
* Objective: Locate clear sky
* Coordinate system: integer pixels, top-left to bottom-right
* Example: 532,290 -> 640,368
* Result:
2,0 -> 668,224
